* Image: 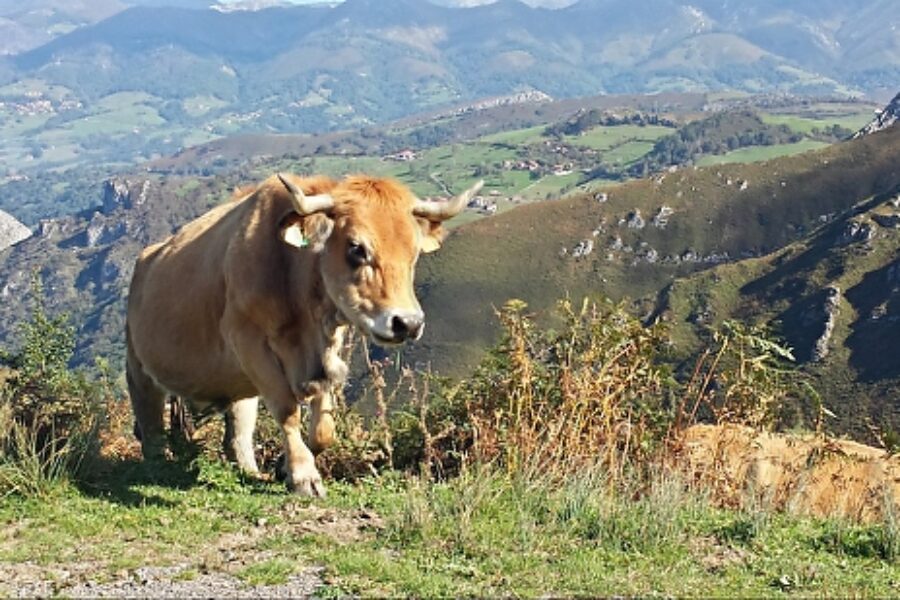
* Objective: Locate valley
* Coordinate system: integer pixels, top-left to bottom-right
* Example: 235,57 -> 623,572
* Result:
0,86 -> 896,438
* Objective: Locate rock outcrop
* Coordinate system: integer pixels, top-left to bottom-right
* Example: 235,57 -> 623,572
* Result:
810,286 -> 841,363
837,219 -> 875,245
0,209 -> 31,252
101,178 -> 150,214
854,91 -> 900,138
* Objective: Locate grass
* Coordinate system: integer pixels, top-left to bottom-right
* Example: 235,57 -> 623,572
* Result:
69,109 -> 165,137
237,558 -> 296,586
2,460 -> 899,596
182,95 -> 228,117
565,124 -> 672,151
760,114 -> 871,135
479,125 -> 546,145
603,140 -> 660,165
294,135 -> 584,204
696,140 -> 830,166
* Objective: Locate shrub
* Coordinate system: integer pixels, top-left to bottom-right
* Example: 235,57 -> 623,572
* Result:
375,298 -> 674,484
679,320 -> 825,432
460,298 -> 672,480
324,297 -> 814,488
0,274 -> 110,496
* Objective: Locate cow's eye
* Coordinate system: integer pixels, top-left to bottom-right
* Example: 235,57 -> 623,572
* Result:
347,241 -> 369,268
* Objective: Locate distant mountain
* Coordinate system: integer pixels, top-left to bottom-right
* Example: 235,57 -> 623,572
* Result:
0,1 -> 292,56
8,0 -> 899,106
0,0 -> 125,55
0,0 -> 896,188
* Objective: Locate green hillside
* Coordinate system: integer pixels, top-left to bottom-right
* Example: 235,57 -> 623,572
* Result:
411,126 -> 900,432
0,101 -> 896,434
655,186 -> 900,435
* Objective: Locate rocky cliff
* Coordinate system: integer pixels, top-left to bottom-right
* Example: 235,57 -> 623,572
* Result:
0,209 -> 31,252
855,91 -> 900,138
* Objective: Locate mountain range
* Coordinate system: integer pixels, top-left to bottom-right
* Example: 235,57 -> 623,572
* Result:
10,0 -> 900,92
1,0 -> 897,188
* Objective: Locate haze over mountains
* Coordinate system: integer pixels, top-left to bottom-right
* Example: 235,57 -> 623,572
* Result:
3,0 -> 897,124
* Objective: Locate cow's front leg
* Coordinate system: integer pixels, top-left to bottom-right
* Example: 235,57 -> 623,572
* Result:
227,322 -> 325,496
269,400 -> 324,496
307,323 -> 346,454
306,384 -> 336,455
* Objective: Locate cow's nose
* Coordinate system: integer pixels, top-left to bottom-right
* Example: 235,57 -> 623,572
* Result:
391,313 -> 424,341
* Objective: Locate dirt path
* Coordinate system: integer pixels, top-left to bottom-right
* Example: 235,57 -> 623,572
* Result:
1,563 -> 323,598
0,504 -> 382,598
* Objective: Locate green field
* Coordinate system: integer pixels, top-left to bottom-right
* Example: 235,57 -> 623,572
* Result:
761,112 -> 874,134
269,112 -> 859,229
696,140 -> 830,166
182,95 -> 229,117
520,171 -> 583,198
479,125 -> 546,145
565,124 -> 672,151
2,462 -> 898,597
0,79 -> 73,101
0,89 -> 186,172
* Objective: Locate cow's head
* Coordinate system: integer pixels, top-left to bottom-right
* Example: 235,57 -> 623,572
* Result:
277,173 -> 481,346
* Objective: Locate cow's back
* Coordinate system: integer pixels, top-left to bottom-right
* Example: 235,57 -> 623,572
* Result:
127,199 -> 255,401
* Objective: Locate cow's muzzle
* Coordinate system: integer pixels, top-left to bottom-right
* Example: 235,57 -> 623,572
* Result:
370,309 -> 425,345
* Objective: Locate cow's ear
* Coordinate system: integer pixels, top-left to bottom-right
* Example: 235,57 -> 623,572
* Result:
417,218 -> 445,254
280,213 -> 333,252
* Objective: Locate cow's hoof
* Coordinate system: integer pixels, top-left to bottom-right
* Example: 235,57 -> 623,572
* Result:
287,469 -> 326,497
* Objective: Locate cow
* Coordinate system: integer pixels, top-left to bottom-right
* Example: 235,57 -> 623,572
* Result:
126,173 -> 482,496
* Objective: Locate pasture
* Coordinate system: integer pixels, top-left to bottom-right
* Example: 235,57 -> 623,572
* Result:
696,140 -> 831,166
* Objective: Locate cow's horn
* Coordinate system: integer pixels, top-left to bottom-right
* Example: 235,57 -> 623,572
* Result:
413,180 -> 484,221
277,173 -> 334,215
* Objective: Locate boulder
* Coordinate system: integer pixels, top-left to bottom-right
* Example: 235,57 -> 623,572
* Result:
0,209 -> 31,252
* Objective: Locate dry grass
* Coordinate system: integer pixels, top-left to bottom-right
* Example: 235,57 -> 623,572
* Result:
675,423 -> 900,524
460,298 -> 669,482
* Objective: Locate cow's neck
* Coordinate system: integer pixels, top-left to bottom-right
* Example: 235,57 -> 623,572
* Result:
288,253 -> 348,387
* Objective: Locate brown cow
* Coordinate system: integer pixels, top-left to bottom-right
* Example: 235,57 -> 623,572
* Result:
126,173 -> 481,495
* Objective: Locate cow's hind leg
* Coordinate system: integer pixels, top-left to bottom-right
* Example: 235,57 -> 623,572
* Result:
223,396 -> 260,474
126,347 -> 167,461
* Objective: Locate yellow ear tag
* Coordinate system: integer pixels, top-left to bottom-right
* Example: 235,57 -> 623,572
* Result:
283,226 -> 310,248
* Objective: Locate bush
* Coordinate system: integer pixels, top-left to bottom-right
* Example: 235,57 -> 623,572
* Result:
0,275 -> 110,497
322,297 -> 814,489
356,298 -> 674,484
679,320 -> 825,431
459,298 -> 671,480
